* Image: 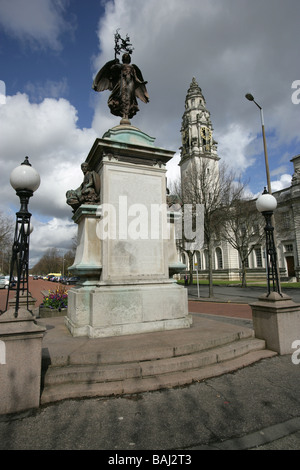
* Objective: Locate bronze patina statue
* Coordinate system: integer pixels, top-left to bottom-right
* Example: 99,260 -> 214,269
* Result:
92,30 -> 149,124
66,162 -> 100,212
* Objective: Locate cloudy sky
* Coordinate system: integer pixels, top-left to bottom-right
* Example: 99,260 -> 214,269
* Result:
0,0 -> 299,267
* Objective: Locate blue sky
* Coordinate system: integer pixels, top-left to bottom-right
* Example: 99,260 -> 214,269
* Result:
1,1 -> 103,128
0,0 -> 299,266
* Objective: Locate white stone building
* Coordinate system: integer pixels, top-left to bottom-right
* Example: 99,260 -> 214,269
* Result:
178,78 -> 300,282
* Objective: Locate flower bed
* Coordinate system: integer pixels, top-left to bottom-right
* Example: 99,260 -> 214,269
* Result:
39,285 -> 68,318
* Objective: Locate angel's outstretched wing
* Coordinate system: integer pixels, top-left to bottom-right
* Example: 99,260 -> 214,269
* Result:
92,59 -> 119,92
132,64 -> 149,104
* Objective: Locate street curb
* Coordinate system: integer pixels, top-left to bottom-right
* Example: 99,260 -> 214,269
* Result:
191,416 -> 300,450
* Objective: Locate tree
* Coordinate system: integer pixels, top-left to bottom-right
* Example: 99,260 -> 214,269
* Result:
31,236 -> 77,276
219,197 -> 265,287
174,159 -> 244,297
168,180 -> 198,286
0,212 -> 14,274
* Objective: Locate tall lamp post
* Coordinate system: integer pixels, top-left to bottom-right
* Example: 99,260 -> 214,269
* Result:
256,188 -> 282,297
245,93 -> 282,291
2,157 -> 40,317
245,93 -> 271,194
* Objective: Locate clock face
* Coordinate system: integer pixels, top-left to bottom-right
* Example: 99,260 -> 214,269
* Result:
200,127 -> 212,140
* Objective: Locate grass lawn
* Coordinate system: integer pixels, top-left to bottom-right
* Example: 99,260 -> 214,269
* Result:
177,279 -> 300,288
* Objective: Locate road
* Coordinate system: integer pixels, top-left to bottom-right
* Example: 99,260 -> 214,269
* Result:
187,283 -> 300,304
0,278 -> 73,313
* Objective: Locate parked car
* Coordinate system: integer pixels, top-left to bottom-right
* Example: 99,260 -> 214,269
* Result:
33,275 -> 39,280
64,276 -> 80,285
0,275 -> 9,289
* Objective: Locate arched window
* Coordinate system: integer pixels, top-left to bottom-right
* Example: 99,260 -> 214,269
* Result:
254,246 -> 263,268
181,252 -> 188,267
216,247 -> 223,269
204,249 -> 209,270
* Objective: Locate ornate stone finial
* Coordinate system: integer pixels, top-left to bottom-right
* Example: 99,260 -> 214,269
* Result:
92,30 -> 149,124
187,77 -> 202,95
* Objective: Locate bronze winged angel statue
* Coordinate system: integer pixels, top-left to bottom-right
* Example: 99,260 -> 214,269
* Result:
92,30 -> 149,124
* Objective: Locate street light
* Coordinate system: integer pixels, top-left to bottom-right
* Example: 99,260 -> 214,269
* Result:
256,188 -> 282,297
245,93 -> 271,194
246,93 -> 282,291
1,157 -> 40,317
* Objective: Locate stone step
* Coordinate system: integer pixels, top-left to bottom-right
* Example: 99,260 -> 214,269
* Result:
43,323 -> 255,368
43,337 -> 264,386
41,338 -> 276,404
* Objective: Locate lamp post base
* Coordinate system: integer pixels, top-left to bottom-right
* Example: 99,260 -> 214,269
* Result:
0,308 -> 45,414
250,293 -> 300,355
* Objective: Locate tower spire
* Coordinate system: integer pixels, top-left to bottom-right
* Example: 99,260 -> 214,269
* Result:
180,77 -> 219,165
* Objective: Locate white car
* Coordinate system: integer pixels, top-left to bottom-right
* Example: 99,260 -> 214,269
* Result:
0,275 -> 9,289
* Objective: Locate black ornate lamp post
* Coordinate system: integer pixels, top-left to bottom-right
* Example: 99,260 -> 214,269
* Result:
256,188 -> 282,297
2,157 -> 40,317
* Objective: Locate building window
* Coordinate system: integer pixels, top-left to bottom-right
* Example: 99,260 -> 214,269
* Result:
216,247 -> 223,269
255,247 -> 263,267
282,213 -> 290,229
284,244 -> 293,253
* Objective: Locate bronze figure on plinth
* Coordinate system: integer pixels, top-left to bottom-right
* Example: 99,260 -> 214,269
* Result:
92,30 -> 149,124
66,162 -> 100,212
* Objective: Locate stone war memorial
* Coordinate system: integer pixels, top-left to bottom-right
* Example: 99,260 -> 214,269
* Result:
2,32 -> 295,416
65,31 -> 190,338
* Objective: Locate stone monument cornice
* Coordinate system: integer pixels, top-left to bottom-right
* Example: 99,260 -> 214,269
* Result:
86,127 -> 175,172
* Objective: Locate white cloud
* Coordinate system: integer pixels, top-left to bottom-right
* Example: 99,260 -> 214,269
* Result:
217,124 -> 256,173
271,174 -> 292,192
0,92 -> 97,266
0,0 -> 74,50
29,216 -> 77,267
0,93 -> 97,217
92,0 -> 300,179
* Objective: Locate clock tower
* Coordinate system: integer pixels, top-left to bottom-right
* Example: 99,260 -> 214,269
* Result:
179,77 -> 220,180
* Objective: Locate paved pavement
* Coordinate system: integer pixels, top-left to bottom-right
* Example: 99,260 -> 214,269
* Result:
0,283 -> 299,452
186,283 -> 300,304
0,353 -> 299,452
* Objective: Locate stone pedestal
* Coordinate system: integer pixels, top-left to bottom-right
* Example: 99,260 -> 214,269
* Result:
68,204 -> 102,282
250,292 -> 300,355
65,125 -> 191,338
0,308 -> 45,415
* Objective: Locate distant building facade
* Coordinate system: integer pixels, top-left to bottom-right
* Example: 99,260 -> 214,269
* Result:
178,78 -> 300,282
